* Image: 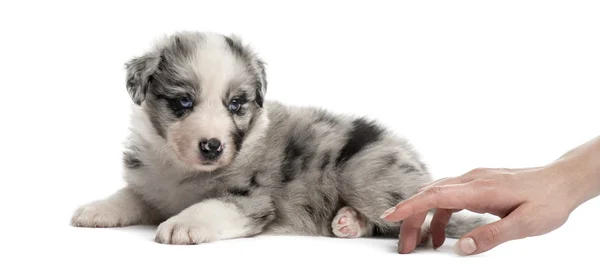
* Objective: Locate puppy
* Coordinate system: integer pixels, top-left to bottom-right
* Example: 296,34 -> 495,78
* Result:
71,31 -> 488,245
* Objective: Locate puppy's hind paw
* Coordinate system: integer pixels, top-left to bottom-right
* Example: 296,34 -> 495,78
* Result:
332,206 -> 367,238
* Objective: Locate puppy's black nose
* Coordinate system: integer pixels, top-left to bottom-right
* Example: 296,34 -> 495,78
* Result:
199,138 -> 223,160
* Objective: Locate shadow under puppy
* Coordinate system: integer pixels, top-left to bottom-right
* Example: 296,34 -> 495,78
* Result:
71,31 -> 488,246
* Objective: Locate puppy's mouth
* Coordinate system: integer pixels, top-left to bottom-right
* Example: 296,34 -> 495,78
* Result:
187,148 -> 234,172
193,154 -> 230,172
199,158 -> 221,166
188,155 -> 223,171
167,135 -> 235,172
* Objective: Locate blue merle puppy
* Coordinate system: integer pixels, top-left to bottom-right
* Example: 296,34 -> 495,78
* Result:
71,31 -> 488,245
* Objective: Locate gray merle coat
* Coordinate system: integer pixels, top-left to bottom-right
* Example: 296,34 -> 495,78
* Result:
71,31 -> 488,246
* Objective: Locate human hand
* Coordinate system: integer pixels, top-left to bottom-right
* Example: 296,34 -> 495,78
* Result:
381,166 -> 585,256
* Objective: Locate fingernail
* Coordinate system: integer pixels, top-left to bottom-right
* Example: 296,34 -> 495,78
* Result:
380,206 -> 396,218
454,237 -> 476,256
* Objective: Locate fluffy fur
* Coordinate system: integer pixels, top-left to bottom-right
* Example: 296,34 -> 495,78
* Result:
71,31 -> 488,245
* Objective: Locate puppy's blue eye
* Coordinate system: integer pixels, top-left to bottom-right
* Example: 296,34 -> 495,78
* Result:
179,97 -> 193,109
228,99 -> 242,112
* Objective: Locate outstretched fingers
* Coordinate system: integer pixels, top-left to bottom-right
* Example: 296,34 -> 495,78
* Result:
397,211 -> 428,254
381,183 -> 486,222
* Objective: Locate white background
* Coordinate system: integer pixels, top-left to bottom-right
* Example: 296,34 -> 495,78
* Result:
1,0 -> 599,270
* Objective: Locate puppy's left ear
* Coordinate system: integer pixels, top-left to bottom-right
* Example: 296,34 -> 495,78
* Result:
225,34 -> 267,108
255,59 -> 267,108
124,52 -> 161,105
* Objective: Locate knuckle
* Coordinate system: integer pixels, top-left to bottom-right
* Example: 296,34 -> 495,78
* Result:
480,224 -> 502,247
474,172 -> 514,188
424,185 -> 445,196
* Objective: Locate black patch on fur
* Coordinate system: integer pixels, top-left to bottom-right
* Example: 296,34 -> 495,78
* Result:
372,225 -> 395,237
302,204 -> 321,222
161,77 -> 194,90
150,120 -> 166,138
384,154 -> 398,167
249,209 -> 275,225
148,100 -> 167,139
162,95 -> 194,118
123,152 -> 142,169
336,118 -> 384,166
398,163 -> 419,174
255,87 -> 264,108
255,60 -> 267,108
281,138 -> 303,183
172,36 -> 194,58
388,192 -> 404,205
301,150 -> 315,171
280,132 -> 317,183
372,225 -> 384,236
303,205 -> 316,217
320,152 -> 332,171
323,194 -> 333,207
249,173 -> 260,187
227,187 -> 251,197
232,128 -> 246,152
225,36 -> 246,58
248,199 -> 276,227
153,39 -> 201,94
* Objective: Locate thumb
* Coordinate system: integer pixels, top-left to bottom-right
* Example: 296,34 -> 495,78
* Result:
453,206 -> 529,256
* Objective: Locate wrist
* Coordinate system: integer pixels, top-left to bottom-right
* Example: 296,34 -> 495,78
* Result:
548,136 -> 600,210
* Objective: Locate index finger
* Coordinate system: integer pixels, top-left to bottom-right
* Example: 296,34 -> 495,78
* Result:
381,184 -> 484,222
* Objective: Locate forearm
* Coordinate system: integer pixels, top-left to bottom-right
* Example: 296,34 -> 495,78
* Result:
549,135 -> 600,208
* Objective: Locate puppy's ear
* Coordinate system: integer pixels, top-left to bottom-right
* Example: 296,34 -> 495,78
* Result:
255,59 -> 267,108
225,34 -> 267,108
124,52 -> 161,105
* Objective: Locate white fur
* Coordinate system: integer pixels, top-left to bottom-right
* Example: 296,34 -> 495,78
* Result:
194,33 -> 240,100
71,187 -> 153,227
155,199 -> 252,244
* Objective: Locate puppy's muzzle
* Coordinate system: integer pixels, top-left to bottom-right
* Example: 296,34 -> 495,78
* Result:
199,138 -> 223,161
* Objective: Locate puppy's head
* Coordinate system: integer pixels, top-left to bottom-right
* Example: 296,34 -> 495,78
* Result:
125,32 -> 267,172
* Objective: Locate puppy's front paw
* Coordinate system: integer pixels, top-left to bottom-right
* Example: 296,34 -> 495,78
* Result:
155,216 -> 216,245
71,201 -> 132,228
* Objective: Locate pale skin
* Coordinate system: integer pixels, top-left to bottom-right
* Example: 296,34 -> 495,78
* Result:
381,135 -> 600,256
